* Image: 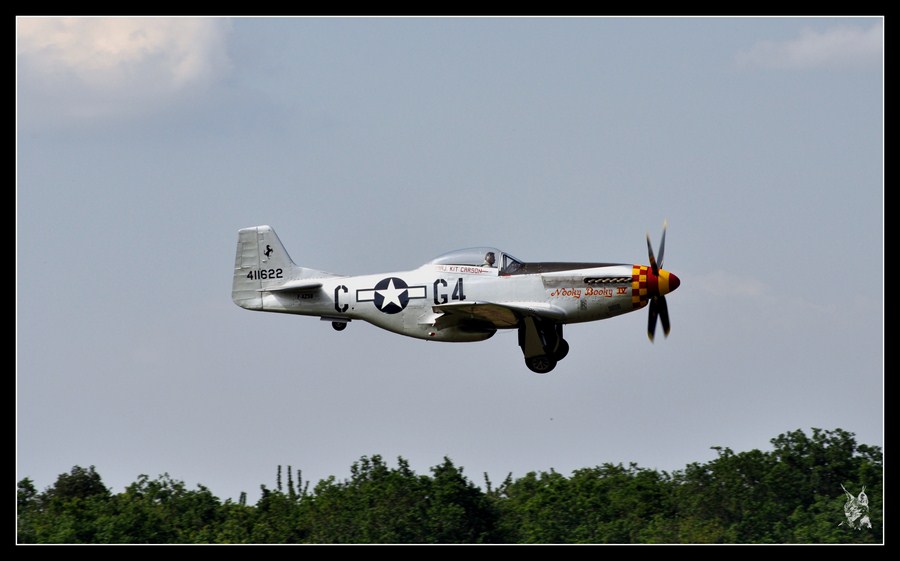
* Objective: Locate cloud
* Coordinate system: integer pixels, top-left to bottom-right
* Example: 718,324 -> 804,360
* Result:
735,20 -> 883,70
17,17 -> 232,122
693,270 -> 767,299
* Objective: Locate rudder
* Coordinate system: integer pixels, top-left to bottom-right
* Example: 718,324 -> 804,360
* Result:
232,225 -> 296,310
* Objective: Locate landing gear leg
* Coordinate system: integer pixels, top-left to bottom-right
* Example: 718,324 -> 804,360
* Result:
518,317 -> 567,374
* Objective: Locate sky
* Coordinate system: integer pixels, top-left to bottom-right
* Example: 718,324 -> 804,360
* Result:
17,16 -> 883,503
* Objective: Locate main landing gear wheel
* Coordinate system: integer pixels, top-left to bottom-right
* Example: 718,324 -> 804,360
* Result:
554,339 -> 570,361
526,355 -> 558,374
519,317 -> 567,374
332,321 -> 347,331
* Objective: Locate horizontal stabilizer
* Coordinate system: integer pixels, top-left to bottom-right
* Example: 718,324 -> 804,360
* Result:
257,280 -> 323,293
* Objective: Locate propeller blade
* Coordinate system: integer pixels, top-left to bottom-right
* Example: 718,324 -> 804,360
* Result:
646,234 -> 659,276
645,221 -> 674,342
657,220 -> 667,270
658,295 -> 670,337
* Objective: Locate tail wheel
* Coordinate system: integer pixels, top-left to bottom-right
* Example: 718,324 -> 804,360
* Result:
526,355 -> 557,374
332,321 -> 347,331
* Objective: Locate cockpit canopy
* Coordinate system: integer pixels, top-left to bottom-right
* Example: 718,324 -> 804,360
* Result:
428,247 -> 524,274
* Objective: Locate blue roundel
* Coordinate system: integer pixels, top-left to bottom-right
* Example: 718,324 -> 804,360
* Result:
373,277 -> 409,314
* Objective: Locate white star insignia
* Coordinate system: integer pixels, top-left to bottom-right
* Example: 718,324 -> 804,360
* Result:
377,278 -> 406,309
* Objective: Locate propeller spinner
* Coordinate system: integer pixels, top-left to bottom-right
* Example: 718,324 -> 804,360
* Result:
645,221 -> 680,341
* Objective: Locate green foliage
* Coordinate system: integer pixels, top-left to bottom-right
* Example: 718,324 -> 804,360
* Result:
495,463 -> 675,543
45,465 -> 109,503
16,466 -> 111,543
16,428 -> 882,544
670,428 -> 882,543
93,474 -> 223,543
303,455 -> 499,543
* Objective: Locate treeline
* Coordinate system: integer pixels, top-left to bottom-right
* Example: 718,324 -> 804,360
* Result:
17,428 -> 881,544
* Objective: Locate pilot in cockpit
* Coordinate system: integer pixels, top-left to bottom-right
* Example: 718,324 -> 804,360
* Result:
482,251 -> 496,268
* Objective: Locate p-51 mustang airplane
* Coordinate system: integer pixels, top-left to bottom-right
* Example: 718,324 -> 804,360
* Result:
232,224 -> 680,373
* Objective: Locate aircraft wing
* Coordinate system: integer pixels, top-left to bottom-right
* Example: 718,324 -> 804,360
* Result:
432,301 -> 566,329
257,280 -> 323,293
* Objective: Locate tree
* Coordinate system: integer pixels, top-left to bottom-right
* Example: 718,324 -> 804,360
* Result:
672,428 -> 882,543
424,457 -> 500,543
92,473 -> 223,543
16,427 -> 883,544
16,478 -> 39,543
